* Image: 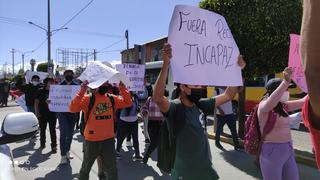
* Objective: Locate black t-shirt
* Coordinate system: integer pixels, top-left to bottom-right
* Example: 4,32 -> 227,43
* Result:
36,88 -> 55,116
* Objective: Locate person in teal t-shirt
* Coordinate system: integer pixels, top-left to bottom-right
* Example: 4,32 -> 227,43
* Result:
153,43 -> 246,180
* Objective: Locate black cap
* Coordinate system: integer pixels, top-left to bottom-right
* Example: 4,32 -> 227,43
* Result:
265,78 -> 282,93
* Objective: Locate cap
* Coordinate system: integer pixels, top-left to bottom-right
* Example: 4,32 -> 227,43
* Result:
265,78 -> 283,93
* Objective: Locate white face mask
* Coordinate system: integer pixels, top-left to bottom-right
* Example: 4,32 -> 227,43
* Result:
280,91 -> 290,102
32,81 -> 39,86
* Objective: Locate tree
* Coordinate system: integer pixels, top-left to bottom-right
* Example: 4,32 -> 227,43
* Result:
200,0 -> 302,77
199,0 -> 302,138
18,69 -> 24,75
36,62 -> 54,72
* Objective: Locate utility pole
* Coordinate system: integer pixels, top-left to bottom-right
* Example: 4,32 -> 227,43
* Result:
22,53 -> 25,71
47,0 -> 52,74
125,30 -> 129,61
93,49 -> 97,61
10,48 -> 15,75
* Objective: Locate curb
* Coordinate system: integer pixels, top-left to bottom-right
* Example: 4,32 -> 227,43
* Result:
207,132 -> 317,168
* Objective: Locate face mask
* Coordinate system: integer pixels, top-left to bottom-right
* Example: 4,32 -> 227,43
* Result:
65,75 -> 73,82
187,88 -> 207,103
32,81 -> 39,86
98,86 -> 111,95
280,91 -> 290,102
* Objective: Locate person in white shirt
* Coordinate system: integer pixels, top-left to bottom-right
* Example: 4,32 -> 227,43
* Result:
215,87 -> 240,150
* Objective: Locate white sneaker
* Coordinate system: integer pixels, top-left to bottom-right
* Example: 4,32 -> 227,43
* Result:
66,152 -> 74,159
60,156 -> 68,165
126,141 -> 133,147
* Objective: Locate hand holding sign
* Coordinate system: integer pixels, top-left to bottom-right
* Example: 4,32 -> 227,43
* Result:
237,55 -> 246,70
168,5 -> 242,86
283,67 -> 293,83
162,43 -> 172,65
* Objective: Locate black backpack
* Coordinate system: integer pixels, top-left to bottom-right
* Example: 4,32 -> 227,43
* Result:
79,94 -> 115,136
157,99 -> 186,174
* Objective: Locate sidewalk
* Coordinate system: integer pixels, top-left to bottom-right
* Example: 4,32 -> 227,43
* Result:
2,101 -> 320,179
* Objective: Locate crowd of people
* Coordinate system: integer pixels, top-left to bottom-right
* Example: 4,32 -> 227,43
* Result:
1,1 -> 319,180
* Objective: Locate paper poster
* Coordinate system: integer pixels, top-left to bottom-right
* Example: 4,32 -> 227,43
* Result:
48,85 -> 80,112
25,71 -> 48,83
78,61 -> 131,89
115,63 -> 145,91
168,5 -> 242,86
288,34 -> 308,93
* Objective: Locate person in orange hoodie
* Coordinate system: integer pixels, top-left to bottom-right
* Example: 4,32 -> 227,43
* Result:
70,80 -> 132,180
300,0 -> 320,169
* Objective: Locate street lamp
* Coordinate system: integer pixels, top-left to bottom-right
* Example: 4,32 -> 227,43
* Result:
16,49 -> 34,71
28,21 -> 67,74
30,59 -> 36,72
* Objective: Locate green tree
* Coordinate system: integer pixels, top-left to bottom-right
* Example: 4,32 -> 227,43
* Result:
36,62 -> 54,72
199,0 -> 302,77
199,0 -> 302,138
18,69 -> 24,75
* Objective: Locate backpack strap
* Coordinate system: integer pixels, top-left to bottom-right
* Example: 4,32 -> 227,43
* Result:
261,110 -> 277,141
107,94 -> 115,113
86,94 -> 96,123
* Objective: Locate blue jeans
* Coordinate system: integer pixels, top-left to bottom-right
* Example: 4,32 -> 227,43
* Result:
215,114 -> 239,146
58,112 -> 78,156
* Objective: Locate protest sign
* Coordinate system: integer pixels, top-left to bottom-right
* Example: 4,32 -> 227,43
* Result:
78,61 -> 131,89
16,95 -> 27,112
168,5 -> 242,86
115,63 -> 145,91
288,34 -> 308,93
48,85 -> 80,112
25,71 -> 48,83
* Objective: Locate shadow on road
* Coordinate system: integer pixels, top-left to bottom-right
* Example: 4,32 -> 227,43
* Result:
220,150 -> 262,179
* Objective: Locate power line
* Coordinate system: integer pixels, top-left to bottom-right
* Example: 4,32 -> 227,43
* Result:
64,29 -> 124,38
84,38 -> 126,59
57,0 -> 95,30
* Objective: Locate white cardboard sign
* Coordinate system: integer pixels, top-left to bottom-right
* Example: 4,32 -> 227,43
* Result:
115,63 -> 145,91
25,71 -> 48,83
78,61 -> 131,89
16,95 -> 28,112
168,5 -> 243,86
48,85 -> 80,112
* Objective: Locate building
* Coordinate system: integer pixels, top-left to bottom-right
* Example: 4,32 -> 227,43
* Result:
121,37 -> 168,64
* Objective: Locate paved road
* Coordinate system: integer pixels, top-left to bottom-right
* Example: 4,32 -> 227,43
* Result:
1,101 -> 320,180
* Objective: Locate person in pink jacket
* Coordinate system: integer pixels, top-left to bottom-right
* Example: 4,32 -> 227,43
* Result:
258,67 -> 307,180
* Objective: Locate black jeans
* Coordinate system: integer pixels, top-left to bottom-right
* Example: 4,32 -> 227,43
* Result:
116,120 -> 139,156
79,138 -> 118,180
39,114 -> 57,148
144,120 -> 163,158
215,114 -> 239,146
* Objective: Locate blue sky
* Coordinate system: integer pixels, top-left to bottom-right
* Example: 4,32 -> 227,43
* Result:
0,0 -> 200,73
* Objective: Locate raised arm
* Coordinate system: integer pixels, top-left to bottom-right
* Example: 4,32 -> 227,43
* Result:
301,0 -> 320,119
69,81 -> 89,112
286,95 -> 308,112
113,82 -> 132,110
153,43 -> 171,113
259,68 -> 292,112
215,55 -> 246,108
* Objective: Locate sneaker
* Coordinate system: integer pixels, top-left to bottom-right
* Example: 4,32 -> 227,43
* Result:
116,152 -> 121,160
60,156 -> 68,165
51,147 -> 57,154
215,142 -> 224,150
133,155 -> 143,161
142,156 -> 148,164
234,144 -> 240,151
126,141 -> 133,147
98,172 -> 106,180
66,152 -> 74,159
